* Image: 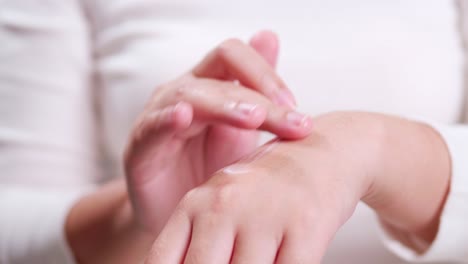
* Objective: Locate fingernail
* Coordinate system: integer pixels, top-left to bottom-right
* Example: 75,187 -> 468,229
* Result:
274,90 -> 297,109
227,102 -> 259,117
236,102 -> 259,115
286,111 -> 312,129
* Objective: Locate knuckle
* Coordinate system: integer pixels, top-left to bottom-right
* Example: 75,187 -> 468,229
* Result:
206,174 -> 243,214
173,83 -> 189,101
178,188 -> 202,211
161,77 -> 193,103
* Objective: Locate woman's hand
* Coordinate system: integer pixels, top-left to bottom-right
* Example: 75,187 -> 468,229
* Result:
145,112 -> 451,263
124,31 -> 313,234
144,112 -> 375,264
67,32 -> 313,264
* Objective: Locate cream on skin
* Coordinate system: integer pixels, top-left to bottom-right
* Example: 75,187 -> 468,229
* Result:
67,32 -> 306,264
222,164 -> 253,175
145,111 -> 451,264
68,31 -> 451,264
222,140 -> 280,175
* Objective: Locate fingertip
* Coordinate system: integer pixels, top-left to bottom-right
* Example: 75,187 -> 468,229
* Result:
277,129 -> 312,140
249,30 -> 279,67
261,114 -> 313,140
283,115 -> 314,139
249,30 -> 279,50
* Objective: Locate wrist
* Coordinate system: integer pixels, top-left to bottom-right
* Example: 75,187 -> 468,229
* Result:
283,111 -> 385,226
312,111 -> 451,252
312,112 -> 385,202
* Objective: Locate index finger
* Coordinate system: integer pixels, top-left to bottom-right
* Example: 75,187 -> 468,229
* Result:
192,37 -> 296,109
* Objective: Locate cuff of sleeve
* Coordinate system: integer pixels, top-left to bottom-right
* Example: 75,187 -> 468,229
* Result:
378,123 -> 468,262
0,186 -> 86,264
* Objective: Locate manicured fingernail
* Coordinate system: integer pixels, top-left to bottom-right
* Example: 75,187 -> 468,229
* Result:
286,111 -> 312,129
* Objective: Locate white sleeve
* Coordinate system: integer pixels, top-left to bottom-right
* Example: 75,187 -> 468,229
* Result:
379,124 -> 468,262
0,187 -> 83,264
0,1 -> 99,263
82,0 -> 163,173
81,0 -> 201,174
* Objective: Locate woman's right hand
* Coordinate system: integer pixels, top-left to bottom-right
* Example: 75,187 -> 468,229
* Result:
124,31 -> 313,234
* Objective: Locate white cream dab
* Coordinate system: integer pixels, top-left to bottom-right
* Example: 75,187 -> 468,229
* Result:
244,140 -> 279,163
222,164 -> 252,175
223,140 -> 279,175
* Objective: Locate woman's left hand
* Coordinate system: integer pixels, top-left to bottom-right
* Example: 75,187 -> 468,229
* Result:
144,111 -> 451,263
143,112 -> 374,264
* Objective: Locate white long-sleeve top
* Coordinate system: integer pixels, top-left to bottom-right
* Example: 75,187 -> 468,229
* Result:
1,0 -> 468,263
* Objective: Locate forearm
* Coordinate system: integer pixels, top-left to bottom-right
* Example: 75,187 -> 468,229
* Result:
65,179 -> 154,264
298,111 -> 450,252
360,114 -> 451,252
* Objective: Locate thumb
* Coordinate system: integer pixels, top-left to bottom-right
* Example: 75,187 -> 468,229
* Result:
249,30 -> 280,68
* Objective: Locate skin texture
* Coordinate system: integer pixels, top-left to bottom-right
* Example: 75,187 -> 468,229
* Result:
124,31 -> 312,235
66,32 -> 451,264
66,180 -> 154,264
145,112 -> 451,264
66,31 -> 312,263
